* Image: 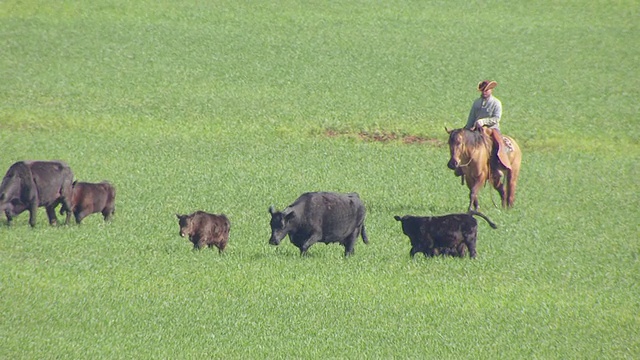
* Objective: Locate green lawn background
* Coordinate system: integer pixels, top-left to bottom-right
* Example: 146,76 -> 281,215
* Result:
1,1 -> 638,358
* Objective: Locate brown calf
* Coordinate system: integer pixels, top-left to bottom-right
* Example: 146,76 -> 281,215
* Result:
176,211 -> 230,253
61,181 -> 116,224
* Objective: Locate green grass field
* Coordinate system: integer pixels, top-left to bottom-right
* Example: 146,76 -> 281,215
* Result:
1,1 -> 638,358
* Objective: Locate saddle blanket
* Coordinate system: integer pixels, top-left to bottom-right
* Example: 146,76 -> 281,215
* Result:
503,137 -> 514,152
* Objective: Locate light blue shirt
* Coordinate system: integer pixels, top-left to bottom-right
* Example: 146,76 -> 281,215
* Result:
465,95 -> 502,129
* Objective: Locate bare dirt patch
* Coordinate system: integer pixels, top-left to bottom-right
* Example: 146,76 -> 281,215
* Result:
324,128 -> 444,147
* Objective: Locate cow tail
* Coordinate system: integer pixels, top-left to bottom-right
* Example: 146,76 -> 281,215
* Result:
469,210 -> 498,229
360,224 -> 369,244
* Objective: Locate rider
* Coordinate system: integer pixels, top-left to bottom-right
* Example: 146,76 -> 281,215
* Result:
464,80 -> 511,170
465,80 -> 501,131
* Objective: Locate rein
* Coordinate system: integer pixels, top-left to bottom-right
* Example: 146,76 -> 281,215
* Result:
457,158 -> 473,168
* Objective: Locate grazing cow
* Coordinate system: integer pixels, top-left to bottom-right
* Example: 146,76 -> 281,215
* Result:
0,160 -> 74,226
394,211 -> 497,259
60,181 -> 116,224
268,192 -> 368,257
176,211 -> 230,253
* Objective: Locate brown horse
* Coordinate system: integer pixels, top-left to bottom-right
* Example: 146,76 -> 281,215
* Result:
446,127 -> 521,211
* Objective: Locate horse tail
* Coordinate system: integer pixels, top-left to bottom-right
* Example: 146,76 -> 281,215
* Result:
506,169 -> 516,208
468,210 -> 498,229
505,140 -> 521,208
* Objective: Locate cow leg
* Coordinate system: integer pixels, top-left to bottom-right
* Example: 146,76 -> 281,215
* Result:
102,208 -> 114,221
73,210 -> 83,224
343,245 -> 355,257
75,209 -> 91,224
343,239 -> 355,257
59,197 -> 73,225
45,205 -> 59,226
466,237 -> 477,258
5,210 -> 13,225
78,208 -> 98,224
28,204 -> 39,227
299,242 -> 313,256
300,234 -> 321,256
343,231 -> 359,257
63,205 -> 72,225
455,243 -> 467,257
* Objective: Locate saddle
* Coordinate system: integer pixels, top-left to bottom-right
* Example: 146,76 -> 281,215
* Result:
486,128 -> 512,171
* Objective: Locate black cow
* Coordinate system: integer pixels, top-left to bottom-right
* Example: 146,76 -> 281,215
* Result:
268,192 -> 368,257
394,211 -> 497,259
60,181 -> 116,224
0,160 -> 74,227
176,211 -> 230,253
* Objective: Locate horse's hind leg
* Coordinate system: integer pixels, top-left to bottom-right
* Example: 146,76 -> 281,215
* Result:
506,166 -> 520,208
490,172 -> 507,208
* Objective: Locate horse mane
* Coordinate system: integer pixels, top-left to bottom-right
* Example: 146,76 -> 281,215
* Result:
451,128 -> 490,150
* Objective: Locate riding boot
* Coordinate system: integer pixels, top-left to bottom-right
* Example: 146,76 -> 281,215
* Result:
491,129 -> 512,170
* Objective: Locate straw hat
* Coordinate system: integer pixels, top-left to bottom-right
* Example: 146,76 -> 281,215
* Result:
477,80 -> 498,92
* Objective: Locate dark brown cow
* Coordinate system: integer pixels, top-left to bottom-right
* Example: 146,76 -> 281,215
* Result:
0,160 -> 74,226
60,181 -> 116,224
176,211 -> 230,253
394,211 -> 497,259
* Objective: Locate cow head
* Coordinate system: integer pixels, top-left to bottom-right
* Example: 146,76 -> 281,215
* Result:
0,177 -> 22,215
394,215 -> 426,240
268,206 -> 295,245
176,214 -> 193,238
394,215 -> 409,233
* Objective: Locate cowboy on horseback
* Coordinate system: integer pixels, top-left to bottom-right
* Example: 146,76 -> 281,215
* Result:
446,81 -> 522,210
460,80 -> 512,174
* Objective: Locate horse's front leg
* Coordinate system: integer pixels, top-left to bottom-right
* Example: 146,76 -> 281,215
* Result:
469,192 -> 479,212
467,178 -> 482,212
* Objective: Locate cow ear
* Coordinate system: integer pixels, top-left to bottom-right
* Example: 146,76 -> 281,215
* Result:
268,206 -> 275,215
445,126 -> 452,134
176,214 -> 182,219
394,215 -> 402,221
284,210 -> 296,221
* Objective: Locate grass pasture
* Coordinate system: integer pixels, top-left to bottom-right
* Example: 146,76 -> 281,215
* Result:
1,1 -> 639,359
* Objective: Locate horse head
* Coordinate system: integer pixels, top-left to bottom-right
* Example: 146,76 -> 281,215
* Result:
446,128 -> 466,170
